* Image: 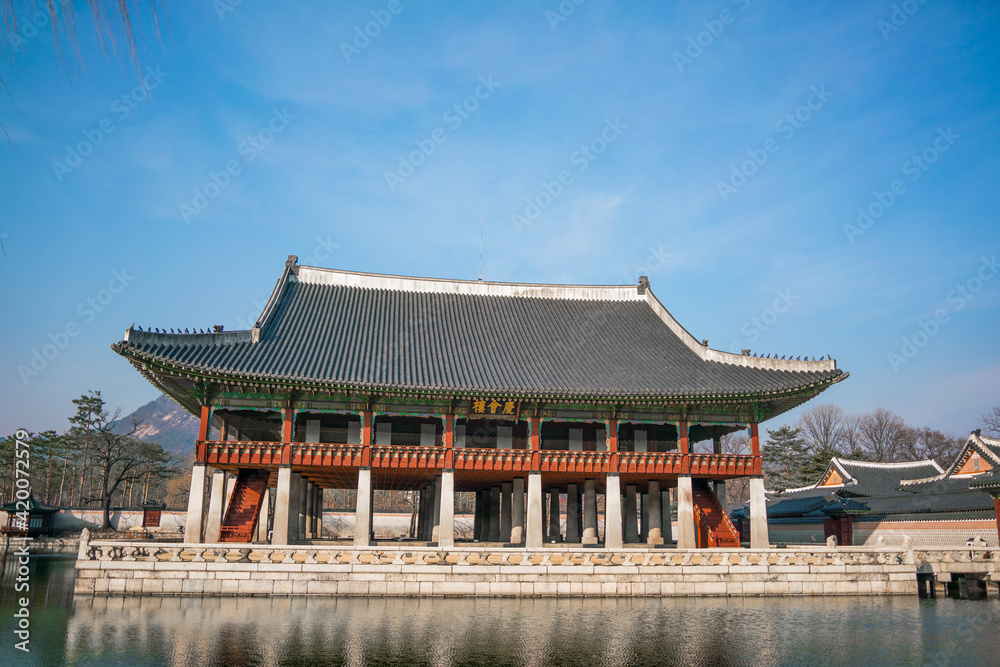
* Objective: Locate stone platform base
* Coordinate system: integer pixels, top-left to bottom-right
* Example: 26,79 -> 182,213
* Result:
73,536 -> 943,598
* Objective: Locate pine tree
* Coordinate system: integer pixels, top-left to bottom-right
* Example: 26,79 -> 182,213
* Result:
762,425 -> 810,491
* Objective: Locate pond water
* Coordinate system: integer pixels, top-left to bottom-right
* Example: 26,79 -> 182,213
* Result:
1,556 -> 998,666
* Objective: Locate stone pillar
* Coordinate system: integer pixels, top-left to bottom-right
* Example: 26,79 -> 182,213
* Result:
184,463 -> 208,544
431,476 -> 442,543
298,478 -> 308,540
288,472 -> 301,541
500,481 -> 513,542
257,487 -> 270,542
582,479 -> 598,545
604,474 -> 623,549
439,470 -> 455,549
316,487 -> 324,538
566,483 -> 581,543
548,488 -> 561,542
624,485 -> 639,543
676,475 -> 696,549
304,481 -> 315,539
526,472 -> 543,549
661,489 -> 673,544
271,467 -> 293,546
488,486 -> 501,542
511,477 -> 525,544
473,490 -> 484,541
647,481 -> 663,545
222,474 -> 237,519
750,476 -> 769,549
204,470 -> 226,543
542,490 -> 549,542
354,468 -> 373,547
418,487 -> 428,540
640,492 -> 649,542
715,481 -> 727,508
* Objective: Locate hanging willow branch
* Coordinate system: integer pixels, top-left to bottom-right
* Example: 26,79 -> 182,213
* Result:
1,0 -> 166,85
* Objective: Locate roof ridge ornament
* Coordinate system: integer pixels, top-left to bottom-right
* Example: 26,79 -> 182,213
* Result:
637,275 -> 649,294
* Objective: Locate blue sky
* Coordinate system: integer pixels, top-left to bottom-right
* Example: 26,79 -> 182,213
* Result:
1,1 -> 998,437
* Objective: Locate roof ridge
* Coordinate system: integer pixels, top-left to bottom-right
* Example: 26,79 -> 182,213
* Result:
835,458 -> 938,469
121,328 -> 252,348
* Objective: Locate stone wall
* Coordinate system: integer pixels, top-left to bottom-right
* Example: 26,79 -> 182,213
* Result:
855,519 -> 998,548
769,519 -> 999,548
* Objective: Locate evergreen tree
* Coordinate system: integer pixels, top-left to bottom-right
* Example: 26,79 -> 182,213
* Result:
762,425 -> 810,491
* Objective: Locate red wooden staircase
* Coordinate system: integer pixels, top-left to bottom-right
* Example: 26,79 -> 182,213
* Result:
219,469 -> 270,543
692,478 -> 741,548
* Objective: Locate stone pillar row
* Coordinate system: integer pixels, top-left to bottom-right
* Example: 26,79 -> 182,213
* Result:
186,465 -> 768,550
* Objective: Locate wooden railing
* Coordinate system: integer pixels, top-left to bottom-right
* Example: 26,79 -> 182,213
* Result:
539,450 -> 612,474
200,441 -> 761,477
452,448 -> 534,472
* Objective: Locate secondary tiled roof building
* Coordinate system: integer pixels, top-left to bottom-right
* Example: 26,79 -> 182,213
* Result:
745,432 -> 1000,547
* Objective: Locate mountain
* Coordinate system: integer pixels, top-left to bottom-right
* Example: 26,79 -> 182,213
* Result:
124,394 -> 202,458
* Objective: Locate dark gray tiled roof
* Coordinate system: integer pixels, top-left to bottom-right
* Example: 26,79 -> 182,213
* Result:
835,460 -> 943,497
113,265 -> 845,399
969,472 -> 1000,492
859,490 -> 996,515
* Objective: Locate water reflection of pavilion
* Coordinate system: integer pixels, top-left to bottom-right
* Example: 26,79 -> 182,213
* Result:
112,257 -> 846,550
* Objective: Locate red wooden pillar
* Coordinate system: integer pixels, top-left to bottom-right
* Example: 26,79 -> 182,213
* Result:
361,411 -> 373,467
196,405 -> 210,462
444,413 -> 455,469
281,407 -> 294,465
607,418 -> 619,471
677,420 -> 689,475
749,422 -> 761,474
529,416 -> 540,470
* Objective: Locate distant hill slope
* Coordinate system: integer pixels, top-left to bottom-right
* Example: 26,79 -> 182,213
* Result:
123,394 -> 201,457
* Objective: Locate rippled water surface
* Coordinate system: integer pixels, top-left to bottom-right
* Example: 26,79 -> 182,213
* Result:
2,557 -> 998,666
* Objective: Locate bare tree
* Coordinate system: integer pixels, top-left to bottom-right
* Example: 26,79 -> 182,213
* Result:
797,404 -> 847,453
898,427 -> 964,465
721,431 -> 750,503
857,408 -> 910,462
981,406 -> 1000,438
85,407 -> 171,530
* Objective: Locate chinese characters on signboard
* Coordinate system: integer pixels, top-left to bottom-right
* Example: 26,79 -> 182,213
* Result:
469,398 -> 519,419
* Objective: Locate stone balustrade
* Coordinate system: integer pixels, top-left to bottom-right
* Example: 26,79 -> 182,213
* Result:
76,528 -> 974,598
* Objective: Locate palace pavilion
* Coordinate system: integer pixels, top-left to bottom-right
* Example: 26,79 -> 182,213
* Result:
112,256 -> 847,550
